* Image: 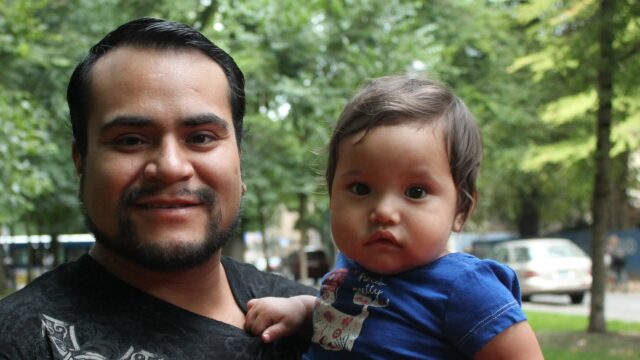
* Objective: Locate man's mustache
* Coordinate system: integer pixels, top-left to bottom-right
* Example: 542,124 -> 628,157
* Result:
120,186 -> 216,209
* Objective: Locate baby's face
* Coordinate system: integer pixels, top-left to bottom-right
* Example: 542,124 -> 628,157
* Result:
329,122 -> 465,274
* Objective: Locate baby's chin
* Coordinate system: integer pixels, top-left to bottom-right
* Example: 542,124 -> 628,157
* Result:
356,260 -> 418,276
355,252 -> 449,275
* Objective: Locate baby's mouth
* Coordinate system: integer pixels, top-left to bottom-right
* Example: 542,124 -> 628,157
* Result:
365,230 -> 400,247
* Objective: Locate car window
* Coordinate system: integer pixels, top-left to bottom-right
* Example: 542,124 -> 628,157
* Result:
490,247 -> 510,263
547,245 -> 573,258
514,247 -> 531,262
529,241 -> 586,259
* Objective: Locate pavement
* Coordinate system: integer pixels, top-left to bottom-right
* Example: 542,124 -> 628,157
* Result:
522,280 -> 640,322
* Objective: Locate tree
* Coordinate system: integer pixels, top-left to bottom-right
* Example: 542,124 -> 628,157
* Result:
508,0 -> 640,332
4,1 -> 636,294
589,0 -> 615,333
216,0 -> 522,275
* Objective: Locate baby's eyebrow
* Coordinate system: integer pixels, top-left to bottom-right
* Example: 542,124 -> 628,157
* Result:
336,169 -> 365,179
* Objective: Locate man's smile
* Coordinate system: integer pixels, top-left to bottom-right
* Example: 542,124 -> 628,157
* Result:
134,197 -> 202,209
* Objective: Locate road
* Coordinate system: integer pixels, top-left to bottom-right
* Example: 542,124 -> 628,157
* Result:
522,291 -> 640,322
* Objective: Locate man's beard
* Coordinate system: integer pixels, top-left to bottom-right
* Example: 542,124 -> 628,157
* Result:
81,184 -> 240,271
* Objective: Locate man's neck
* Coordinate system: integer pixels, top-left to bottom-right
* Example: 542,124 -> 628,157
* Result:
89,244 -> 245,328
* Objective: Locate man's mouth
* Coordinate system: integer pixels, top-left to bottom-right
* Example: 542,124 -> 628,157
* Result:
137,203 -> 198,209
121,186 -> 216,210
134,198 -> 201,210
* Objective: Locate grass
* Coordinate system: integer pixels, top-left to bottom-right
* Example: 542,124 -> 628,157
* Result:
526,310 -> 640,359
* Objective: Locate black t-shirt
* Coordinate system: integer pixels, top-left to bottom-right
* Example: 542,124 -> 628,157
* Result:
0,255 -> 315,359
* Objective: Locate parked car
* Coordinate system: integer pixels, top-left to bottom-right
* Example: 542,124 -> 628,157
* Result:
488,238 -> 592,304
286,247 -> 331,282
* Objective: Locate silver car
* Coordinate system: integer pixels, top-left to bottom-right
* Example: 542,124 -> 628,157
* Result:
488,238 -> 592,304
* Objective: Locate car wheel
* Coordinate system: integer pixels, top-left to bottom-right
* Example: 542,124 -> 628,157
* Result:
569,292 -> 585,304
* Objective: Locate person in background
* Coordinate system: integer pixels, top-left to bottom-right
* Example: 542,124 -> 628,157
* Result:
0,17 -> 314,359
245,74 -> 544,359
606,234 -> 629,292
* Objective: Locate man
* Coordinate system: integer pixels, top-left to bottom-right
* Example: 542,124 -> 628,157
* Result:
0,18 -> 314,359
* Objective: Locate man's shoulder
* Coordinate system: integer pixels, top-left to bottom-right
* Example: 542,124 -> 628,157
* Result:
0,255 -> 98,323
1,261 -> 73,304
221,256 -> 316,301
221,255 -> 287,282
0,260 -> 87,357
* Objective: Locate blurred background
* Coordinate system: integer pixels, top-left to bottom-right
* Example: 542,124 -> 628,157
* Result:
0,0 -> 638,297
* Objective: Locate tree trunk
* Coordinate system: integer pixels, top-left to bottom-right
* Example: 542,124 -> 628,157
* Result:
517,188 -> 540,238
192,0 -> 218,30
297,193 -> 309,281
588,0 -> 615,334
0,242 -> 8,295
257,194 -> 271,271
25,217 -> 33,284
50,233 -> 60,267
223,219 -> 245,261
609,151 -> 629,230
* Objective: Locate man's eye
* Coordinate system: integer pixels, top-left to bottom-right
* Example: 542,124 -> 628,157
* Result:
188,133 -> 215,145
349,183 -> 370,196
113,136 -> 145,146
405,186 -> 427,199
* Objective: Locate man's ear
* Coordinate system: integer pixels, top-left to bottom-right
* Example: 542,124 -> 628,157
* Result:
72,142 -> 83,176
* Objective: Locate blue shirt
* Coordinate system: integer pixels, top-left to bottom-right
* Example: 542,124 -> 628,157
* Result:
304,252 -> 526,359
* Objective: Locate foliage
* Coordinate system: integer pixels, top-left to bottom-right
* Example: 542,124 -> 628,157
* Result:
0,0 -> 638,247
503,0 -> 640,232
217,0 -> 487,243
0,91 -> 55,224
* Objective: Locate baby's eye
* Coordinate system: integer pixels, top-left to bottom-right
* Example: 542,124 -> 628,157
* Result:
405,186 -> 427,199
349,183 -> 370,196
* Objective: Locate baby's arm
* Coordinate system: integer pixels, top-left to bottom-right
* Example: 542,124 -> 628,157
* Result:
474,321 -> 544,360
245,295 -> 316,343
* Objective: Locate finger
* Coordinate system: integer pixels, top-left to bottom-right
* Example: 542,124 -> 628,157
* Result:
247,313 -> 273,335
244,306 -> 258,331
247,299 -> 256,311
261,322 -> 291,343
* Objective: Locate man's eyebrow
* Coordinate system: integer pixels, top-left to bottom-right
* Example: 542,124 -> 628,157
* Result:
99,116 -> 152,132
99,114 -> 230,132
182,114 -> 229,130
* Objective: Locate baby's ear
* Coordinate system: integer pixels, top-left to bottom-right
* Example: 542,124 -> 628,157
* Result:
452,191 -> 477,232
452,213 -> 466,233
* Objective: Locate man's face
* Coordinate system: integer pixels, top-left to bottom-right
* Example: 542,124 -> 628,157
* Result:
74,46 -> 243,270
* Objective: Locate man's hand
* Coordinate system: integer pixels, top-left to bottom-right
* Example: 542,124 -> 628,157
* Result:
245,295 -> 315,343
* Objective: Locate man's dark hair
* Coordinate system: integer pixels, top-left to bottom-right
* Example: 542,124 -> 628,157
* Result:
326,74 -> 482,222
67,17 -> 245,157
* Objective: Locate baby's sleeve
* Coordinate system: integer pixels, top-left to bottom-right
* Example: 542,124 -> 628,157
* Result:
443,260 -> 527,357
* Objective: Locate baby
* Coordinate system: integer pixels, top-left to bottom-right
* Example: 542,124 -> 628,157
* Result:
245,74 -> 543,359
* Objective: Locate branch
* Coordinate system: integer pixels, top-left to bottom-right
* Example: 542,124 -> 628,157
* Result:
194,0 -> 219,31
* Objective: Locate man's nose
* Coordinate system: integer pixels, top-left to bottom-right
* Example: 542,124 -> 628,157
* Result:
369,195 -> 401,225
143,138 -> 194,184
